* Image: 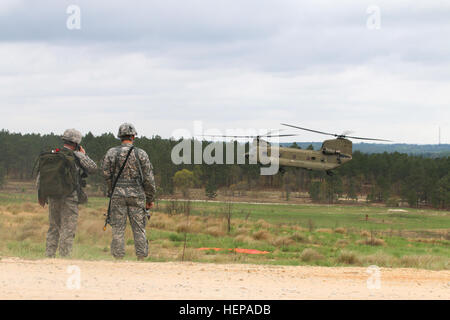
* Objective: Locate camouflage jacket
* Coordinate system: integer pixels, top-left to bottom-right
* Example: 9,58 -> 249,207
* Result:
74,150 -> 98,176
101,142 -> 156,203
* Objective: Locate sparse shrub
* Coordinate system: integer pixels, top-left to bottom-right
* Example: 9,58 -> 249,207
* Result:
290,232 -> 307,242
337,250 -> 360,265
334,227 -> 346,234
150,216 -> 168,230
316,228 -> 333,234
300,248 -> 324,262
335,239 -> 349,247
235,227 -> 250,236
160,239 -> 173,249
399,255 -> 445,269
291,225 -> 307,232
252,230 -> 271,241
206,226 -> 225,237
271,236 -> 295,247
234,235 -> 254,243
174,221 -> 202,234
256,219 -> 271,229
360,230 -> 371,237
177,248 -> 200,261
176,223 -> 189,233
356,238 -> 386,246
363,251 -> 395,267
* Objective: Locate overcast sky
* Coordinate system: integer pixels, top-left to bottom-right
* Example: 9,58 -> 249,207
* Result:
0,0 -> 449,144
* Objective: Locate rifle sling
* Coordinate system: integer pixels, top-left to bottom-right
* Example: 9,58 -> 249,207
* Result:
104,146 -> 135,229
111,146 -> 135,195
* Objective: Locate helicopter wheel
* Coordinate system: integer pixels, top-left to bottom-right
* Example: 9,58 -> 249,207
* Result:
326,170 -> 334,176
279,167 -> 286,175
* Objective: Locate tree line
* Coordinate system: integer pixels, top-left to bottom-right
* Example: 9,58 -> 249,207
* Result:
0,130 -> 448,209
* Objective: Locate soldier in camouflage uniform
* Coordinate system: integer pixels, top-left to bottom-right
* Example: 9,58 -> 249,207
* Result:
37,129 -> 97,257
101,123 -> 156,260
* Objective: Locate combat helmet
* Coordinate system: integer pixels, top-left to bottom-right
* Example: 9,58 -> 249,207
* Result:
62,128 -> 82,145
118,123 -> 138,138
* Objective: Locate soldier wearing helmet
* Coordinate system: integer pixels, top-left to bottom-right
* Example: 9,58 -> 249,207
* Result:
37,128 -> 97,257
101,123 -> 156,261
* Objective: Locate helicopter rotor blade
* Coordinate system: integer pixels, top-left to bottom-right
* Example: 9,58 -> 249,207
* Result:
199,134 -> 255,139
199,133 -> 298,139
260,129 -> 286,137
280,123 -> 392,142
280,123 -> 338,137
264,134 -> 298,138
342,135 -> 392,142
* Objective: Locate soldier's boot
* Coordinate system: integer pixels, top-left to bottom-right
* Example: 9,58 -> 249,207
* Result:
45,243 -> 58,258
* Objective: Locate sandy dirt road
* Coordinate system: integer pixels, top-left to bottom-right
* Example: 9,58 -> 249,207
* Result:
0,257 -> 448,300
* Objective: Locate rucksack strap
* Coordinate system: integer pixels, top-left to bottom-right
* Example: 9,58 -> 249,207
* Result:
134,148 -> 144,186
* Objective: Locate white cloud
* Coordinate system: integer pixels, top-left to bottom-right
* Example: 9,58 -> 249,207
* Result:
0,1 -> 449,144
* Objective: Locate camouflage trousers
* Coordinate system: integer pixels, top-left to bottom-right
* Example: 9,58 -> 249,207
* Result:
110,196 -> 148,258
46,196 -> 79,257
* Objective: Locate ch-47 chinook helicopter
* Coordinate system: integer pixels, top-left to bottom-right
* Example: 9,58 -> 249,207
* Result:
202,124 -> 391,175
273,123 -> 392,175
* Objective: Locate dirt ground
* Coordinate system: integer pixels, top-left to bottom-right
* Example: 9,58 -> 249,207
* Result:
0,257 -> 448,300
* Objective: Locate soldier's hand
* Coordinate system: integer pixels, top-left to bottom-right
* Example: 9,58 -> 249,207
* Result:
146,202 -> 153,209
78,145 -> 86,154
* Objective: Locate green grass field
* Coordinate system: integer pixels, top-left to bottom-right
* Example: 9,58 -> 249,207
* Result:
0,192 -> 449,270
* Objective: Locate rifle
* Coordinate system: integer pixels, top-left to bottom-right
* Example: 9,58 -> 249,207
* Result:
145,208 -> 151,221
103,146 -> 135,231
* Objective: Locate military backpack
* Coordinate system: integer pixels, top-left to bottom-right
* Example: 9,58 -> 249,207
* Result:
37,148 -> 79,201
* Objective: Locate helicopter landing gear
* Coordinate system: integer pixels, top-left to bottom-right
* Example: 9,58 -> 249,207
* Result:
279,167 -> 286,175
326,170 -> 334,176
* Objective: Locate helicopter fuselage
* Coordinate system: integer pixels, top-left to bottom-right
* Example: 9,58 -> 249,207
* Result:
250,138 -> 353,171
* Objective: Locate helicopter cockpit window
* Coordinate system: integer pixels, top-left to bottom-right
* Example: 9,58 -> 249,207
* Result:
311,157 -> 316,160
